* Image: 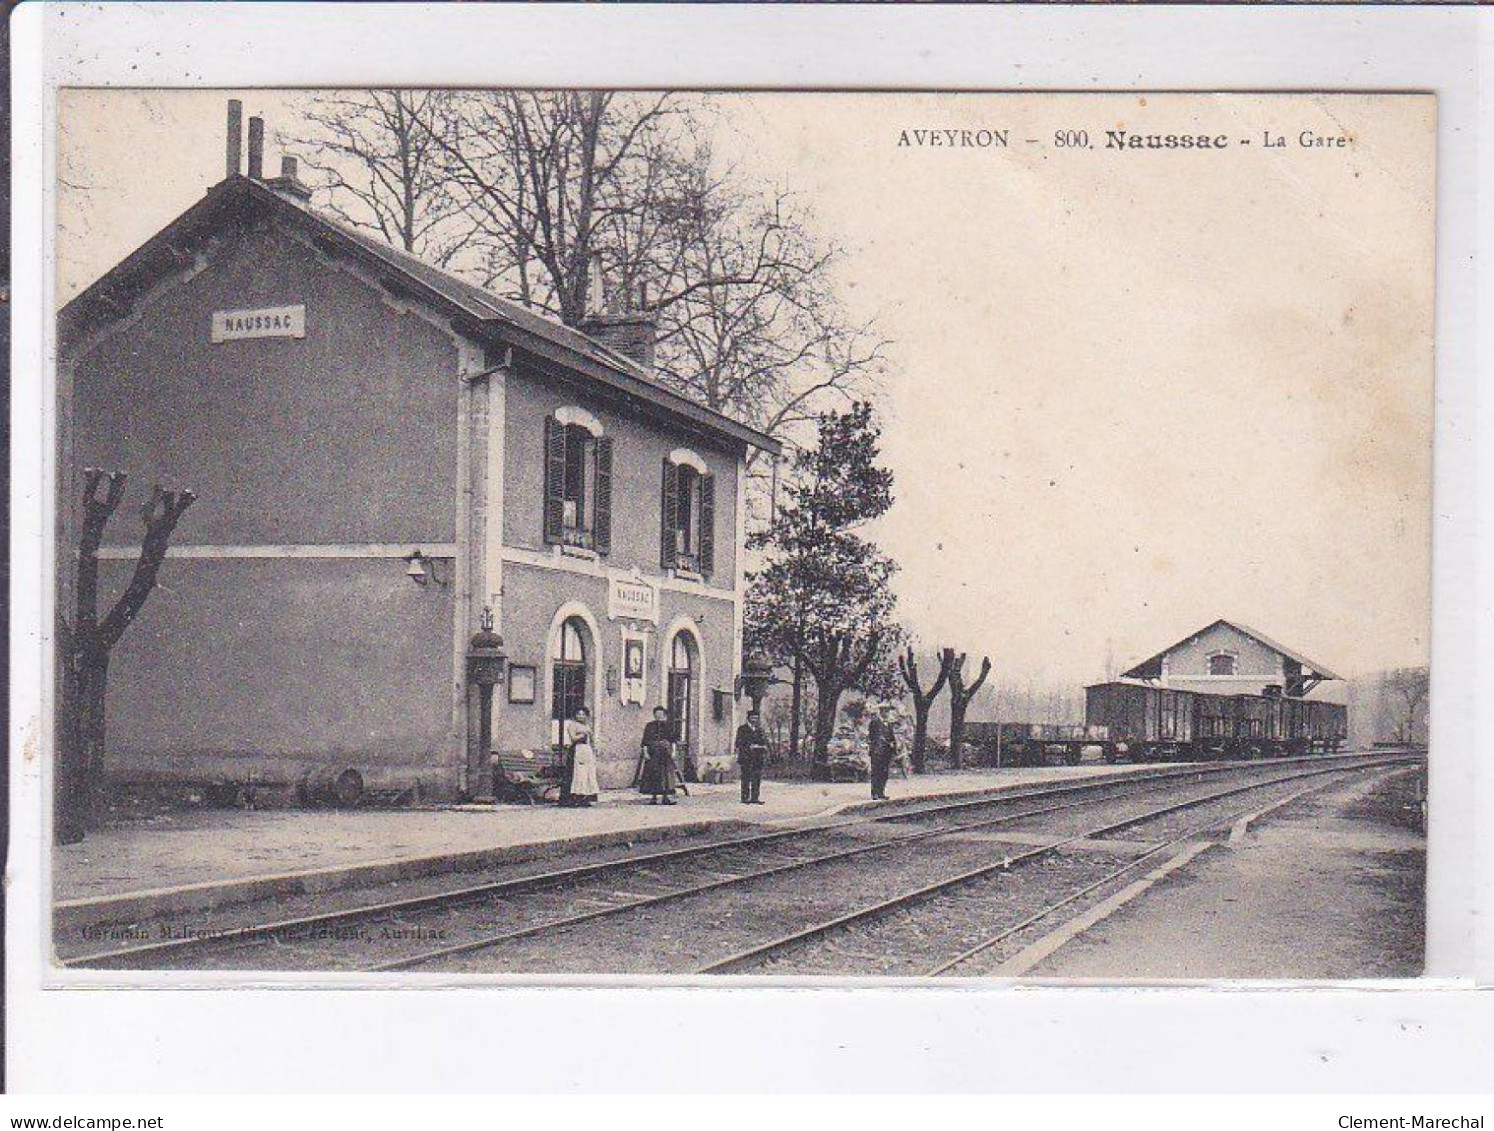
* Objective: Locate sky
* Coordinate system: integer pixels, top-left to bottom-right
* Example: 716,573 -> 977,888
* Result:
56,90 -> 1435,686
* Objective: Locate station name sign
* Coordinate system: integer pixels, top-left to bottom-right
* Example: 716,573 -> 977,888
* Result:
608,574 -> 659,625
211,304 -> 306,343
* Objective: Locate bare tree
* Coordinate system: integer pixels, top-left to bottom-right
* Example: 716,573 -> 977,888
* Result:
944,650 -> 992,770
1384,667 -> 1429,744
897,646 -> 953,774
416,90 -> 684,324
645,160 -> 889,461
1041,687 -> 1067,725
287,90 -> 470,264
290,88 -> 887,498
57,470 -> 195,843
414,91 -> 884,453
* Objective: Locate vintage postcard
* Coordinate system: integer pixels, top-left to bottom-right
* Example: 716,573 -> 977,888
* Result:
49,89 -> 1433,982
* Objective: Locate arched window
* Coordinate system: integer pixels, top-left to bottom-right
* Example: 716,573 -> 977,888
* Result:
667,631 -> 698,759
1208,652 -> 1237,676
561,619 -> 588,664
552,617 -> 590,742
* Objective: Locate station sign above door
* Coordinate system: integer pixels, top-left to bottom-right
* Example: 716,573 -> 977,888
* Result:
211,304 -> 306,343
609,572 -> 659,625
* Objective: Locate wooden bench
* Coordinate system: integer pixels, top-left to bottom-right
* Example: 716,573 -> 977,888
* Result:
491,750 -> 564,805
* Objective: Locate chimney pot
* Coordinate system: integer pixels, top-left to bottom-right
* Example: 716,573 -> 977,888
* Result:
247,116 -> 265,180
586,254 -> 606,318
281,155 -> 298,179
226,99 -> 243,178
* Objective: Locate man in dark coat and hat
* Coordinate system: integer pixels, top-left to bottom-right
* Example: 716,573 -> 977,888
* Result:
868,703 -> 900,801
735,710 -> 769,805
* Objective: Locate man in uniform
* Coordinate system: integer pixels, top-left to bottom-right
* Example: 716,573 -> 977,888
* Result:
868,704 -> 899,801
735,710 -> 769,805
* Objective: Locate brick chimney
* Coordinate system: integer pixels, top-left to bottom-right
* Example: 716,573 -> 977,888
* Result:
581,276 -> 658,373
583,310 -> 658,373
226,99 -> 243,177
247,115 -> 265,180
227,102 -> 312,200
265,154 -> 314,202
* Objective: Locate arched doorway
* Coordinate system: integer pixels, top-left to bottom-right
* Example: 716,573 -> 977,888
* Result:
667,630 -> 699,772
551,615 -> 591,748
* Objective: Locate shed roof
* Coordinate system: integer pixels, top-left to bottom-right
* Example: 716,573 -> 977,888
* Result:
59,175 -> 781,457
1119,618 -> 1342,681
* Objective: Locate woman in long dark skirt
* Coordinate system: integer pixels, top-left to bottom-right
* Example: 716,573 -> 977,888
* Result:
638,707 -> 678,805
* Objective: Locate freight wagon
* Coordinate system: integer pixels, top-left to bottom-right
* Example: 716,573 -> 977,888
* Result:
1083,682 -> 1195,762
1084,681 -> 1346,762
963,722 -> 1109,767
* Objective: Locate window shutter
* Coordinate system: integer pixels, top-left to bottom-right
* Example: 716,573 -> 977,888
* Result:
593,437 -> 613,556
699,473 -> 716,576
660,458 -> 679,569
543,415 -> 566,544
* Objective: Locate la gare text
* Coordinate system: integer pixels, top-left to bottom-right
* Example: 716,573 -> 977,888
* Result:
1101,130 -> 1351,151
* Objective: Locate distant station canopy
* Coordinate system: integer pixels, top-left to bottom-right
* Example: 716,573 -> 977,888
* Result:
1119,618 -> 1341,699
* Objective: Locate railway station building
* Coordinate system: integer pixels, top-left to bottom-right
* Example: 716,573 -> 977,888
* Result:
1119,619 -> 1340,699
58,109 -> 780,802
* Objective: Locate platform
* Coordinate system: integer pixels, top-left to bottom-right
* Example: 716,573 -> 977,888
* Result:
54,763 -> 1158,929
1018,765 -> 1426,979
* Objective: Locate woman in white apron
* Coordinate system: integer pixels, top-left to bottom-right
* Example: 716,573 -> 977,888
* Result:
560,706 -> 600,807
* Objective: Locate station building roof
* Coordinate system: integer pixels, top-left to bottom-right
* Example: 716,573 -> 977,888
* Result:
59,173 -> 782,458
1119,618 -> 1342,682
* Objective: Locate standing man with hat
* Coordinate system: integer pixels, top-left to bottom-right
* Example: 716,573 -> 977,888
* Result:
868,703 -> 900,801
735,710 -> 769,805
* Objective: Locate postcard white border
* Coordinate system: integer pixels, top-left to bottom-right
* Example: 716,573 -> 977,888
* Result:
9,1 -> 1491,1092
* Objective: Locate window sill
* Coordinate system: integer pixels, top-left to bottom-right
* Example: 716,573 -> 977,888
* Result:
558,543 -> 599,562
670,567 -> 706,585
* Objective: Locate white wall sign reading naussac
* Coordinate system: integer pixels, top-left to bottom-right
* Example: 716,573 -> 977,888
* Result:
608,572 -> 659,625
211,304 -> 306,343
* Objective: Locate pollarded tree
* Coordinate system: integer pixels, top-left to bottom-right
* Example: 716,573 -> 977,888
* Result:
944,650 -> 992,770
898,646 -> 954,774
57,470 -> 195,843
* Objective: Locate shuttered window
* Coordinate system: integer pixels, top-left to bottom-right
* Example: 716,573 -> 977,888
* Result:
660,458 -> 679,569
544,414 -> 611,555
698,473 -> 715,575
593,437 -> 613,555
543,416 -> 566,545
661,459 -> 716,577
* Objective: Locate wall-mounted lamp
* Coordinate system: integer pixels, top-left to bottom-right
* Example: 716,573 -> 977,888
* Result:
403,549 -> 451,588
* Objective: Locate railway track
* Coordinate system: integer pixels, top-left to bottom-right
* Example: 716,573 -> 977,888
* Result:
60,751 -> 1418,975
708,762 -> 1414,977
57,756 -> 1310,969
